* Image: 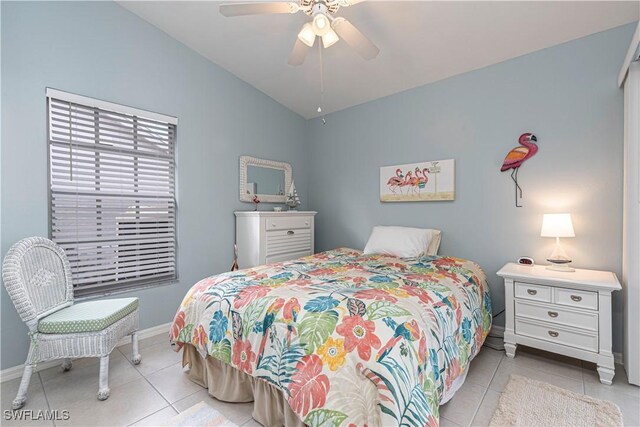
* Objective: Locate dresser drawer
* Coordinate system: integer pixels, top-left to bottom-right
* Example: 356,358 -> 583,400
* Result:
265,249 -> 312,264
266,229 -> 312,256
554,288 -> 598,311
515,282 -> 551,302
515,318 -> 598,352
515,300 -> 598,332
266,216 -> 312,231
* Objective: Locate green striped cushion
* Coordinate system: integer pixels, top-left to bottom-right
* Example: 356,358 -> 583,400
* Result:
38,298 -> 139,334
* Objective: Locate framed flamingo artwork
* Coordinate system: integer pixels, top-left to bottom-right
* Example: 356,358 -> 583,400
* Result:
380,159 -> 455,202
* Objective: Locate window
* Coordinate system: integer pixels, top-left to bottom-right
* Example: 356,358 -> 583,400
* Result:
47,89 -> 177,297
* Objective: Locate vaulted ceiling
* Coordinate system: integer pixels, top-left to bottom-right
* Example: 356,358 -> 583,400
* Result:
117,1 -> 639,119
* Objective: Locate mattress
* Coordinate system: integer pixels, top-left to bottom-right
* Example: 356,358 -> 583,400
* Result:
170,248 -> 492,426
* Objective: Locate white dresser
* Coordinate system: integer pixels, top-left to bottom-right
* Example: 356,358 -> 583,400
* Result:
235,211 -> 317,269
497,263 -> 621,384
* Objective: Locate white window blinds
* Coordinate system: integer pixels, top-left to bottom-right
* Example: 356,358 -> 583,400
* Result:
47,89 -> 177,297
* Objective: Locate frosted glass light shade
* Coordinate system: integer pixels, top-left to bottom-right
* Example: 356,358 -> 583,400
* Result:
540,213 -> 575,238
298,23 -> 316,47
312,14 -> 330,36
322,29 -> 339,48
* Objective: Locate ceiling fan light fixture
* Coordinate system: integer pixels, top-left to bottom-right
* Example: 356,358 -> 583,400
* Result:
298,22 -> 316,47
322,29 -> 339,48
312,13 -> 330,36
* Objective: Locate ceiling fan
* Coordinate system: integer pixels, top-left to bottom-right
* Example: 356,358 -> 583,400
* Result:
219,0 -> 380,66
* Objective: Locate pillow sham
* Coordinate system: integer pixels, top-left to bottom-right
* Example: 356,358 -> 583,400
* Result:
363,226 -> 441,258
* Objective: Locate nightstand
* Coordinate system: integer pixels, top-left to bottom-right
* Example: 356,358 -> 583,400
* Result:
497,263 -> 622,384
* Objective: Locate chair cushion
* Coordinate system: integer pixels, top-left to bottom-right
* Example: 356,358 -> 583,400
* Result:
38,298 -> 139,334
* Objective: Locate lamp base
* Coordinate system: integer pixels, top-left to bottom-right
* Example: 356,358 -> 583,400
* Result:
546,259 -> 575,272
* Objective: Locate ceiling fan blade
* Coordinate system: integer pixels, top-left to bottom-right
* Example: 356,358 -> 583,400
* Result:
339,0 -> 366,6
288,38 -> 310,66
331,17 -> 379,60
219,2 -> 299,17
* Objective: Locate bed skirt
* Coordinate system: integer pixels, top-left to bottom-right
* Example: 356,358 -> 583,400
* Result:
181,343 -> 470,426
181,344 -> 305,427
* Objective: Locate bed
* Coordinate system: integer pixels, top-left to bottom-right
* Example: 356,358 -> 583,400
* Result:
170,248 -> 492,427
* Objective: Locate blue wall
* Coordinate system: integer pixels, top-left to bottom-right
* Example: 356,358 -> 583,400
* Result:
1,1 -> 634,369
307,23 -> 636,353
0,1 -> 308,369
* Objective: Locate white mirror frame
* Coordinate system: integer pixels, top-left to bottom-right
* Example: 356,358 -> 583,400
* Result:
239,156 -> 292,203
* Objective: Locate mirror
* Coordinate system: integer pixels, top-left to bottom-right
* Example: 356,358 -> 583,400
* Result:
240,156 -> 292,203
247,165 -> 285,196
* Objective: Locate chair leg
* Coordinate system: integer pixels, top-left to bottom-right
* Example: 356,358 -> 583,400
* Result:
131,332 -> 142,365
97,355 -> 110,401
12,363 -> 33,410
61,358 -> 72,372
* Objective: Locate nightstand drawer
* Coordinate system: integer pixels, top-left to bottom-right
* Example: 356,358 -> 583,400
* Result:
515,282 -> 551,302
515,318 -> 598,352
515,300 -> 599,332
554,288 -> 598,310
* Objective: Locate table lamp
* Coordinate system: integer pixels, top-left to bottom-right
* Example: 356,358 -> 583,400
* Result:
540,213 -> 575,272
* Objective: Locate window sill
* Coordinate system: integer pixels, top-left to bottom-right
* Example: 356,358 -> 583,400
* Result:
74,279 -> 179,301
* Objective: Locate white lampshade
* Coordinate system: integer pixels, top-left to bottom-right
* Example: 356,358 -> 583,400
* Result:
322,29 -> 339,48
298,23 -> 316,47
540,213 -> 575,238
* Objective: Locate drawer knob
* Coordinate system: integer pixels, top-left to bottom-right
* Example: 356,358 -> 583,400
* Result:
548,331 -> 559,338
272,224 -> 276,227
287,230 -> 294,235
570,295 -> 582,302
527,289 -> 537,295
547,311 -> 559,318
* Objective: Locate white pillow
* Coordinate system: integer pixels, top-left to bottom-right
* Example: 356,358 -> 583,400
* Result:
363,226 -> 442,258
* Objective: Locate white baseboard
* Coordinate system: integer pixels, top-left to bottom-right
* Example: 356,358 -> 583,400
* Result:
484,325 -> 505,351
115,321 -> 171,347
489,324 -> 505,337
614,352 -> 623,365
0,322 -> 171,383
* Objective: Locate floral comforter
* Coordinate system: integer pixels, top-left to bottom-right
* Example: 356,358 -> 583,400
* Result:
170,248 -> 491,427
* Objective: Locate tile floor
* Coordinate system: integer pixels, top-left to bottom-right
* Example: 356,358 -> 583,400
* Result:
1,335 -> 638,427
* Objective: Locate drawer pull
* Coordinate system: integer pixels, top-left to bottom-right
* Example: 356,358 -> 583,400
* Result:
527,289 -> 537,295
570,295 -> 582,302
287,230 -> 295,235
548,331 -> 559,338
547,311 -> 559,318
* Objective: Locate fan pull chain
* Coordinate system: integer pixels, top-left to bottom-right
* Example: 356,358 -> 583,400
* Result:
318,42 -> 326,124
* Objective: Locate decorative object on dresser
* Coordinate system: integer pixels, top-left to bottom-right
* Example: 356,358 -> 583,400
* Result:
239,156 -> 292,203
540,213 -> 576,271
252,195 -> 261,211
235,211 -> 316,269
285,180 -> 301,210
497,262 -> 621,384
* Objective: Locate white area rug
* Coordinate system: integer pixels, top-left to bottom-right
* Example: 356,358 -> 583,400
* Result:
167,401 -> 238,427
490,374 -> 623,427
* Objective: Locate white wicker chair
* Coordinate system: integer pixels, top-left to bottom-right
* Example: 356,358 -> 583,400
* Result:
2,237 -> 142,409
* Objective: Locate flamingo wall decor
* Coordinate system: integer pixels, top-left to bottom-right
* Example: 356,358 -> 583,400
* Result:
380,159 -> 455,202
500,133 -> 539,207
